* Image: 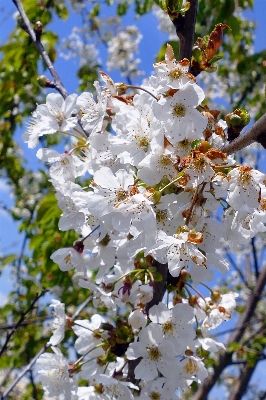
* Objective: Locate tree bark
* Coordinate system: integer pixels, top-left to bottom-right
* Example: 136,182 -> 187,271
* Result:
228,363 -> 257,400
172,0 -> 198,62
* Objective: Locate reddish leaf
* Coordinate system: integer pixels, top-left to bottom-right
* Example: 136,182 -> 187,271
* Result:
206,24 -> 229,60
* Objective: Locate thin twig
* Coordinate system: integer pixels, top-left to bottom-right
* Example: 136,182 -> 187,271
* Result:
192,266 -> 266,400
1,345 -> 48,400
225,250 -> 251,289
72,296 -> 92,319
251,237 -> 259,280
0,289 -> 48,357
0,316 -> 51,331
1,296 -> 92,399
12,0 -> 68,99
185,185 -> 199,226
212,316 -> 266,337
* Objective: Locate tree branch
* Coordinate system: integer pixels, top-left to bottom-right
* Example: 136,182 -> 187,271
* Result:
0,296 -> 92,399
192,266 -> 266,400
0,316 -> 50,331
127,261 -> 168,383
12,0 -> 68,99
221,112 -> 266,154
0,289 -> 48,357
228,362 -> 257,400
172,0 -> 198,62
1,345 -> 48,400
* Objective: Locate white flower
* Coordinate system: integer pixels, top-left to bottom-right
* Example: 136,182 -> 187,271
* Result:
137,144 -> 179,185
139,377 -> 180,400
36,148 -> 85,183
78,278 -> 117,313
227,166 -> 265,211
53,181 -> 86,232
128,308 -> 147,330
23,93 -> 78,148
152,83 -> 207,143
202,292 -> 238,332
51,247 -> 88,275
37,346 -> 77,400
179,355 -> 208,384
85,167 -> 134,218
126,323 -> 178,381
77,374 -> 135,400
47,300 -> 66,346
107,25 -> 143,77
147,230 -> 206,277
77,81 -> 107,135
149,302 -> 196,353
73,314 -> 104,357
153,43 -> 195,91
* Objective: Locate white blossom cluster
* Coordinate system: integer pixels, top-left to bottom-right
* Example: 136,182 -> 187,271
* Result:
107,25 -> 143,78
24,44 -> 266,399
153,5 -> 177,41
60,28 -> 101,67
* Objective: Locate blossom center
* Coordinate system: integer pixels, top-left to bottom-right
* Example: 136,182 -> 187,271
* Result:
116,188 -> 128,201
162,320 -> 174,335
149,392 -> 161,400
193,155 -> 207,172
169,67 -> 183,80
156,209 -> 167,223
64,254 -> 71,264
136,135 -> 149,150
147,346 -> 161,361
173,103 -> 186,117
185,358 -> 199,375
238,166 -> 252,185
159,154 -> 172,166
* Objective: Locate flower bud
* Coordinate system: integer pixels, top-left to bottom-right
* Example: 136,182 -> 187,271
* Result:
128,309 -> 147,330
226,109 -> 250,141
34,21 -> 43,39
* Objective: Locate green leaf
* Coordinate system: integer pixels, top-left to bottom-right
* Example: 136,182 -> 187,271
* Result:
117,1 -> 130,16
135,0 -> 154,15
55,2 -> 69,20
0,254 -> 16,268
153,0 -> 167,10
228,342 -> 243,352
208,53 -> 223,65
90,3 -> 100,17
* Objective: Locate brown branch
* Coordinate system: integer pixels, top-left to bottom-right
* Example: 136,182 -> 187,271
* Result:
0,289 -> 48,357
192,266 -> 266,400
172,0 -> 198,62
145,260 -> 168,314
0,316 -> 51,330
12,0 -> 68,99
127,260 -> 168,383
1,345 -> 48,400
1,296 -> 91,399
221,112 -> 266,155
228,362 -> 257,400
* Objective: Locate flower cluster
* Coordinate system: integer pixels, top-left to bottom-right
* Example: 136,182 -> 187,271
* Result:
107,25 -> 143,78
25,44 -> 266,399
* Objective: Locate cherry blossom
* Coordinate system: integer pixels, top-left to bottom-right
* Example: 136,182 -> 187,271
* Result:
36,346 -> 77,400
22,41 -> 256,397
23,93 -> 78,148
47,300 -> 66,346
